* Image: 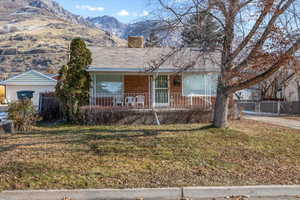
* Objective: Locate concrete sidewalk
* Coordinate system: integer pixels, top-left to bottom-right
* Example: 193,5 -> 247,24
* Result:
245,115 -> 300,130
1,185 -> 300,200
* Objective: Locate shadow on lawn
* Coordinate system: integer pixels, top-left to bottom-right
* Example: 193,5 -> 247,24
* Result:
35,124 -> 214,136
0,125 -> 214,154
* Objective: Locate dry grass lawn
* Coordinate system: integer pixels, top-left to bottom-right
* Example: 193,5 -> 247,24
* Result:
0,120 -> 300,190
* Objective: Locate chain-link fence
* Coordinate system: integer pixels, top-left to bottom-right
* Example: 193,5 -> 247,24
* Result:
238,101 -> 300,115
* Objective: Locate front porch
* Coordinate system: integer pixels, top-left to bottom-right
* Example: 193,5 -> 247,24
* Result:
90,74 -> 216,110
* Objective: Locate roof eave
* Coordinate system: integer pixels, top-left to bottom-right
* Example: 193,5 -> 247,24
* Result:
0,82 -> 57,86
87,67 -> 220,73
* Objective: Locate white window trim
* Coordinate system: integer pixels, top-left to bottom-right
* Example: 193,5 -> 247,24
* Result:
152,75 -> 170,107
94,73 -> 124,97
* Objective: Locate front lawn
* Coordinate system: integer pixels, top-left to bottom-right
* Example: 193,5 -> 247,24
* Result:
0,120 -> 300,190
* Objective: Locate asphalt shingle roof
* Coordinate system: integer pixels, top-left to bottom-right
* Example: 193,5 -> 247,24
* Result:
88,47 -> 220,72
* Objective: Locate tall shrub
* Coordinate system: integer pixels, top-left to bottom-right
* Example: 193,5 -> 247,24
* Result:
8,100 -> 40,132
55,38 -> 92,122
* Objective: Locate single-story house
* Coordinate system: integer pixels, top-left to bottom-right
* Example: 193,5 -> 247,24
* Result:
237,72 -> 300,102
281,73 -> 300,102
0,70 -> 57,106
87,37 -> 220,109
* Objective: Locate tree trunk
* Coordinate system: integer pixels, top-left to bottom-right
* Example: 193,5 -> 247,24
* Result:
213,88 -> 230,128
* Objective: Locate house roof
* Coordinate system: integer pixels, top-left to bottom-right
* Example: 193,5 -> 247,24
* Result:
88,47 -> 221,73
0,70 -> 57,86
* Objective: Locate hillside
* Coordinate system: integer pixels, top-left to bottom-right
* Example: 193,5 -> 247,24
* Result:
0,0 -> 126,79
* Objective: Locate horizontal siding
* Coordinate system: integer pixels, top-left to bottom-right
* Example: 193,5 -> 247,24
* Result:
6,85 -> 55,106
4,71 -> 57,84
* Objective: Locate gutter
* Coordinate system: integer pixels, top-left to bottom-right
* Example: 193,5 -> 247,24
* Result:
87,67 -> 221,73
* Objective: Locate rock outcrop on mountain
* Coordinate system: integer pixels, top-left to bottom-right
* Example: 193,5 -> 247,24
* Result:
0,0 -> 126,78
87,15 -> 127,37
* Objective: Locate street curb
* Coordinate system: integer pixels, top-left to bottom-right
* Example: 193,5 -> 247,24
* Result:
0,188 -> 182,200
0,185 -> 300,200
184,185 -> 300,198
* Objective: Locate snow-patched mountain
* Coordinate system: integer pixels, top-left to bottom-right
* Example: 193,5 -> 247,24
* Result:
87,15 -> 127,37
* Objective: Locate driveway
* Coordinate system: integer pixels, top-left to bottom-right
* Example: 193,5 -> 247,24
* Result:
245,115 -> 300,130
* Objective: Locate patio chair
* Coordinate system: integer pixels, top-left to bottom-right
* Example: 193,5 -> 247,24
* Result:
3,98 -> 10,105
125,96 -> 136,107
136,95 -> 145,107
113,95 -> 124,106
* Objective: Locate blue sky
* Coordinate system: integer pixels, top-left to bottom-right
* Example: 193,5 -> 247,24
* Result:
55,0 -> 150,23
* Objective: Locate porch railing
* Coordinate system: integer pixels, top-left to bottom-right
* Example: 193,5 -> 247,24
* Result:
90,93 -> 214,110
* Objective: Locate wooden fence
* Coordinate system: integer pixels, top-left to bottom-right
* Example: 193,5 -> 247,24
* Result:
39,93 -> 63,121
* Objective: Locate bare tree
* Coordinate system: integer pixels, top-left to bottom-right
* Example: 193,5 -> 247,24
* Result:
152,0 -> 300,127
258,68 -> 293,100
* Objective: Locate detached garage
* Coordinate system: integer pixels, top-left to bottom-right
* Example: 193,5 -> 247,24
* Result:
0,70 -> 57,106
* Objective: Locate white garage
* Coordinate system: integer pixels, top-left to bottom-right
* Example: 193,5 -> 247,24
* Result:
0,70 -> 57,106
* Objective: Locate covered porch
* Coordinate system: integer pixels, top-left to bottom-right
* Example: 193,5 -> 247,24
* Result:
90,73 -> 217,110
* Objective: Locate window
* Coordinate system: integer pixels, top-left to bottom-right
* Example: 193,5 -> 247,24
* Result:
95,74 -> 123,96
183,74 -> 218,96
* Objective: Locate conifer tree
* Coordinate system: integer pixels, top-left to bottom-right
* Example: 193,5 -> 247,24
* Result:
181,12 -> 222,51
55,38 -> 92,122
145,32 -> 161,47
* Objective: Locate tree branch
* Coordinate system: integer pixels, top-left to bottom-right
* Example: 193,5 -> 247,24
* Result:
234,0 -> 295,72
230,2 -> 272,60
227,38 -> 300,93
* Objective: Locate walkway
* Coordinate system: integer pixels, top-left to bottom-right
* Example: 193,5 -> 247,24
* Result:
245,115 -> 300,130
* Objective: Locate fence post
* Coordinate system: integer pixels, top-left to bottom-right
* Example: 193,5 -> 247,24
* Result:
278,101 -> 281,115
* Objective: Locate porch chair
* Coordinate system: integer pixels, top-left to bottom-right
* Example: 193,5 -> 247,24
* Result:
113,95 -> 124,106
136,95 -> 145,107
3,98 -> 10,105
125,96 -> 136,107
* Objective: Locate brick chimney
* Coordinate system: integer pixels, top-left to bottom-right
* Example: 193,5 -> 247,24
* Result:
128,36 -> 144,48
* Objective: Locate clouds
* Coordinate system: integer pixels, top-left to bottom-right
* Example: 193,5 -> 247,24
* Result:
74,2 -> 149,19
75,5 -> 104,12
141,10 -> 149,17
117,10 -> 149,17
117,9 -> 130,16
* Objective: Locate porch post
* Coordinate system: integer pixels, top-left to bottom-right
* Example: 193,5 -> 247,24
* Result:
149,76 -> 152,108
93,74 -> 96,106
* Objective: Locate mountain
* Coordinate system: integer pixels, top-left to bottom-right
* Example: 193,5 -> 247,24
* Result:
0,0 -> 126,78
87,16 -> 181,46
87,15 -> 127,37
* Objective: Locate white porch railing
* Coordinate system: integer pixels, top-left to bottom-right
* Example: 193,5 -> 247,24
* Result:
90,93 -> 214,110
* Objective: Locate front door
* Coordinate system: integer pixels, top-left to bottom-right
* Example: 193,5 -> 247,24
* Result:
153,75 -> 169,107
